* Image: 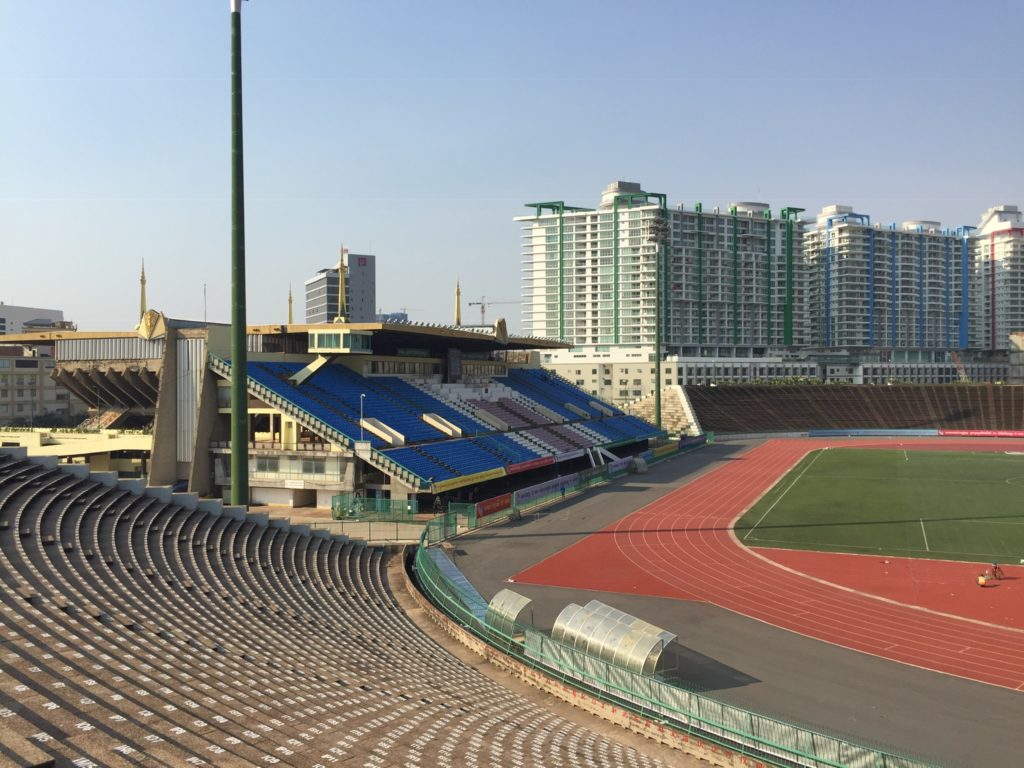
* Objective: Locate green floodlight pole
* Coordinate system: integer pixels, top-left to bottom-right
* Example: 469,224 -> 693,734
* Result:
230,0 -> 249,507
647,201 -> 669,431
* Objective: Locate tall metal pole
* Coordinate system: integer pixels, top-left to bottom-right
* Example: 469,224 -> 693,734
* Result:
230,0 -> 249,507
648,207 -> 668,431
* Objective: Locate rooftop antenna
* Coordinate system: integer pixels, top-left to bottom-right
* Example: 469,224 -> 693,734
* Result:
455,277 -> 462,326
287,284 -> 293,325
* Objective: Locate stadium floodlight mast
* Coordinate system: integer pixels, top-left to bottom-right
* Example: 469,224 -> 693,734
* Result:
229,0 -> 249,507
647,208 -> 669,431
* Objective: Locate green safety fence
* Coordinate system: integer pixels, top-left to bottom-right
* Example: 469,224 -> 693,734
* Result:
434,443 -> 700,539
331,493 -> 418,521
413,511 -> 935,768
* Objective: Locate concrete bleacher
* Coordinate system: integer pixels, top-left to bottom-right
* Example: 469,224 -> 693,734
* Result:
0,450 -> 667,767
685,384 -> 1024,434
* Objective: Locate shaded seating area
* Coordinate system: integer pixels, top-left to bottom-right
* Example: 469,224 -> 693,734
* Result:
685,384 -> 1024,434
236,358 -> 659,489
467,396 -> 550,429
0,451 -> 667,768
242,361 -> 659,485
505,368 -> 623,420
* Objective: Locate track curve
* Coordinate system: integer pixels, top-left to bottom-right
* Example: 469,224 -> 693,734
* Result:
514,437 -> 1024,690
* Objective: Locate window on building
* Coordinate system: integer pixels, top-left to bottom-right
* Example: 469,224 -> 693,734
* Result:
255,457 -> 279,473
301,458 -> 325,475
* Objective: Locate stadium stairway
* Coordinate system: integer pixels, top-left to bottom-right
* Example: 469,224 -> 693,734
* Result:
0,448 -> 668,768
210,356 -> 427,490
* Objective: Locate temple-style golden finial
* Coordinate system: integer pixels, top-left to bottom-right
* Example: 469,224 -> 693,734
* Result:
139,259 -> 147,322
334,245 -> 348,322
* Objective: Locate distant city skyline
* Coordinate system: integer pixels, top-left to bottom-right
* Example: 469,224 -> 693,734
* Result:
1,0 -> 1021,333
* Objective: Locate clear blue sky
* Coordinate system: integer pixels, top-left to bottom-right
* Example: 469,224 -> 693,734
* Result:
2,1 -> 1021,331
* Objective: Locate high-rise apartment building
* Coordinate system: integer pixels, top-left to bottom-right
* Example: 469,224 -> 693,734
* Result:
971,205 -> 1024,352
803,206 -> 970,352
304,250 -> 376,324
519,183 -> 1024,400
516,181 -> 807,356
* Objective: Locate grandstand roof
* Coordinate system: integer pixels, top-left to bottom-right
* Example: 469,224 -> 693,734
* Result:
4,319 -> 570,353
249,320 -> 570,352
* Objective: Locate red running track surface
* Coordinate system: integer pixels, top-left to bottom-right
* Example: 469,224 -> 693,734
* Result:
756,549 -> 1024,631
512,438 -> 1024,690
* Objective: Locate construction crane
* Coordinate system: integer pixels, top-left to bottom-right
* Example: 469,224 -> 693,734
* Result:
467,297 -> 519,325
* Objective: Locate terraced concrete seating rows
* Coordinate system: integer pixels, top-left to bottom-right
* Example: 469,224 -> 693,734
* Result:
0,452 -> 667,768
685,383 -> 1024,434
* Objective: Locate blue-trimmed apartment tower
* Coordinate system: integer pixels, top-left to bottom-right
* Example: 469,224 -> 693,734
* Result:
804,205 -> 970,357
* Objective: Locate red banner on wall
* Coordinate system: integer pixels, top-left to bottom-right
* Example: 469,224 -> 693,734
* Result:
940,429 -> 1024,438
507,456 -> 554,475
476,493 -> 513,519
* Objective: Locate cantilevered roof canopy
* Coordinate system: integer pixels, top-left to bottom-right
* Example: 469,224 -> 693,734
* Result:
247,321 -> 570,354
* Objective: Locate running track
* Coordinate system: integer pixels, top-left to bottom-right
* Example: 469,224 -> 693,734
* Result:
513,437 -> 1024,690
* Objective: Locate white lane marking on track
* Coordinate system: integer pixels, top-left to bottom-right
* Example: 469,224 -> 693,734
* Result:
920,519 -> 930,551
742,448 -> 825,542
606,438 -> 1024,690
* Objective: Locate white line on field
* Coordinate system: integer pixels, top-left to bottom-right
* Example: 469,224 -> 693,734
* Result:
920,519 -> 930,551
742,449 -> 825,541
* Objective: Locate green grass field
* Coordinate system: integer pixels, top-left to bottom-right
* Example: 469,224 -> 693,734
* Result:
734,448 -> 1024,563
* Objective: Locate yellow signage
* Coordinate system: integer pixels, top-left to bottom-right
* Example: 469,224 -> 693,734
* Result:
432,467 -> 506,493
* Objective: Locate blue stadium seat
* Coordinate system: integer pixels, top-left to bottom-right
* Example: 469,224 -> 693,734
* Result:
374,377 -> 490,435
504,369 -> 625,418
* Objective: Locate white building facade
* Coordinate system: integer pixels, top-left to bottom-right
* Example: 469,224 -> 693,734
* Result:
0,304 -> 64,335
971,205 -> 1024,352
517,182 -> 808,357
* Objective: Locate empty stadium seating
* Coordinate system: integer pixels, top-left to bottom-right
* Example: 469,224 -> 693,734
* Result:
241,361 -> 660,483
0,451 -> 667,767
685,384 -> 1024,434
506,369 -> 624,419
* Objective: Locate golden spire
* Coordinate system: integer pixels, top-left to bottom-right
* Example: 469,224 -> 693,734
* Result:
287,284 -> 293,325
139,259 -> 147,322
455,277 -> 462,326
334,246 -> 348,322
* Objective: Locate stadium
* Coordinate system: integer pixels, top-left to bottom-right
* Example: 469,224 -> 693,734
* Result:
3,312 -> 1024,768
4,5 -> 1023,767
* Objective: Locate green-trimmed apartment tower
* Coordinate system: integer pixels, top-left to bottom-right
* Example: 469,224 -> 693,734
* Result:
516,182 -> 808,355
